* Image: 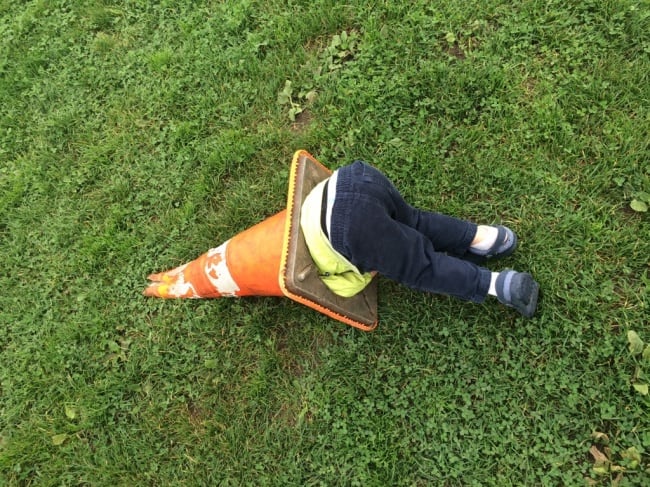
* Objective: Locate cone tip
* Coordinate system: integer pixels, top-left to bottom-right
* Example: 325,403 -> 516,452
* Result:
143,285 -> 158,297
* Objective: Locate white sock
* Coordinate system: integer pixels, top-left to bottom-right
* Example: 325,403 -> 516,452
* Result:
488,272 -> 499,296
471,225 -> 499,252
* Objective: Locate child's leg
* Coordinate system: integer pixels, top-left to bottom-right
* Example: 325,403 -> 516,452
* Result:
341,162 -> 517,261
340,205 -> 493,302
337,161 -> 478,255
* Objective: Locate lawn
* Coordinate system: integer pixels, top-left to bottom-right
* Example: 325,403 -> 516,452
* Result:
1,0 -> 649,485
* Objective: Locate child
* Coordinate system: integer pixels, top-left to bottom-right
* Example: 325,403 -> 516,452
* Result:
300,160 -> 539,318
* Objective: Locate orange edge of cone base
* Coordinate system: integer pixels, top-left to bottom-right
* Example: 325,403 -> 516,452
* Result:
278,150 -> 378,332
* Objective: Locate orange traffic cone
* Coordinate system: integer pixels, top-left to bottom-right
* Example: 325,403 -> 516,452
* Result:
144,210 -> 287,299
144,150 -> 379,331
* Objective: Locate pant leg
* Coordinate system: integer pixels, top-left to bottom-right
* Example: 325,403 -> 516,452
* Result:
343,162 -> 477,255
329,162 -> 491,302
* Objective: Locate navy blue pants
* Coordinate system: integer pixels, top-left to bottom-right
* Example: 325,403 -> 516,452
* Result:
329,161 -> 491,302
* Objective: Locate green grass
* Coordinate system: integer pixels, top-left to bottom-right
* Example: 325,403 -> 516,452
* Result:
1,0 -> 649,485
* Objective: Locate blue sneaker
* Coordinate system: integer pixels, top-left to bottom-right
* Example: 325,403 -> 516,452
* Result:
495,270 -> 539,318
464,225 -> 518,264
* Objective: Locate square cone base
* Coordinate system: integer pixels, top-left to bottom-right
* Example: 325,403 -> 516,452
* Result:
280,150 -> 379,331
